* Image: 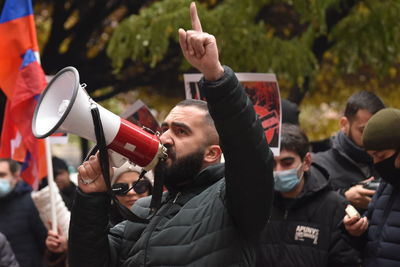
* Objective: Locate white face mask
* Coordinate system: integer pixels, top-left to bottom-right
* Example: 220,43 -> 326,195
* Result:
273,163 -> 304,192
0,178 -> 13,197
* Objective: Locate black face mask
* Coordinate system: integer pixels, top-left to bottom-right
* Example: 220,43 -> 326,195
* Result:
374,152 -> 400,186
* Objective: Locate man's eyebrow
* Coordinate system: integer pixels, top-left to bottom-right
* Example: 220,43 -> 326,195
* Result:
161,122 -> 191,132
171,122 -> 191,132
279,156 -> 296,161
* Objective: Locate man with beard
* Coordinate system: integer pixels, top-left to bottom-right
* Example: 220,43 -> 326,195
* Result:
68,3 -> 274,267
313,91 -> 385,213
343,108 -> 400,266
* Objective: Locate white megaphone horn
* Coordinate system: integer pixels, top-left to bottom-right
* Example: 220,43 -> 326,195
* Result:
32,66 -> 167,170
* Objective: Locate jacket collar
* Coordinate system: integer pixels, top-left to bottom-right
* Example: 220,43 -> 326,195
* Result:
168,163 -> 225,194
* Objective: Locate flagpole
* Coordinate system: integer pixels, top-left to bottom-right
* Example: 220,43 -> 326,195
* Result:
45,137 -> 57,232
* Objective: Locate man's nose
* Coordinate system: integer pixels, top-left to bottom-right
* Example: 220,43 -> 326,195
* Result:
159,130 -> 172,145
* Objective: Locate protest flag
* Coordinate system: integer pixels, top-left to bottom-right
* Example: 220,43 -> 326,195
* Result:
0,0 -> 47,188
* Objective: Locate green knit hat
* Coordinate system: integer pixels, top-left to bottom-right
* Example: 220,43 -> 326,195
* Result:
362,108 -> 400,151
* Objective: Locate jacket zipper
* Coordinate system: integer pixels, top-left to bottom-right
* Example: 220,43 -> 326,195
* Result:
143,193 -> 178,266
173,192 -> 181,203
283,209 -> 289,220
279,209 -> 289,261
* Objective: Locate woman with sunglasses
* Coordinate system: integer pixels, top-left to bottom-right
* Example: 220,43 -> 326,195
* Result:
109,163 -> 153,226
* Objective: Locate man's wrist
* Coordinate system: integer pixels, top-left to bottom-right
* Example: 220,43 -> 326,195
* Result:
203,64 -> 225,81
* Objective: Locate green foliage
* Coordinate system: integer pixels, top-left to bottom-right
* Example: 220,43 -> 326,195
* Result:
107,0 -> 319,85
331,0 -> 400,74
106,0 -> 400,140
107,0 -> 193,71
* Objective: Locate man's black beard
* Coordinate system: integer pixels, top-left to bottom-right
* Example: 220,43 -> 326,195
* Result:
154,148 -> 205,190
348,127 -> 361,148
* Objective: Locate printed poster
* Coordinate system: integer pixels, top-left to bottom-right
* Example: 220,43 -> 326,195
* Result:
120,99 -> 161,134
184,73 -> 281,156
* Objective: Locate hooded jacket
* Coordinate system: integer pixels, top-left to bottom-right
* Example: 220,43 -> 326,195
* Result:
68,66 -> 274,267
0,181 -> 47,267
257,164 -> 360,267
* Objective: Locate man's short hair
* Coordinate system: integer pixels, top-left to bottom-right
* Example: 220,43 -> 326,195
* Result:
344,91 -> 385,122
176,99 -> 214,126
280,123 -> 310,159
0,158 -> 21,174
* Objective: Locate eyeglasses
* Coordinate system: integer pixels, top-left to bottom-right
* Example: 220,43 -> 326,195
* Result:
112,180 -> 149,196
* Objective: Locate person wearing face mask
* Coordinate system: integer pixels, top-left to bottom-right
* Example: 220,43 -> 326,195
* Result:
343,108 -> 400,267
0,158 -> 47,267
257,123 -> 360,267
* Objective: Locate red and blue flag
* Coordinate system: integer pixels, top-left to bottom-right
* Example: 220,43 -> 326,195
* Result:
0,0 -> 47,188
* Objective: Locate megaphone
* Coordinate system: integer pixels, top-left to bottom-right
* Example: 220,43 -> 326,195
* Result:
32,66 -> 167,171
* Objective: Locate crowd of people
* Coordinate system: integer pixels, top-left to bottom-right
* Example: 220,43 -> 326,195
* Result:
0,2 -> 399,267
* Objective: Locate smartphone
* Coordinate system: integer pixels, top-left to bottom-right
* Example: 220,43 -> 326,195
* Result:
345,205 -> 360,218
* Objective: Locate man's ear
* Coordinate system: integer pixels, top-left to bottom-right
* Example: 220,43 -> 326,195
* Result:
340,116 -> 349,134
395,152 -> 400,169
303,152 -> 312,172
203,145 -> 222,164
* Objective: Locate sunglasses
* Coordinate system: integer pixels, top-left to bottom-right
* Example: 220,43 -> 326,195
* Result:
112,180 -> 149,196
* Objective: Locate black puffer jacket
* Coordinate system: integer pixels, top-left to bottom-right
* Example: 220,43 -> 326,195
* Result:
0,181 -> 47,267
69,66 -> 274,267
354,182 -> 400,266
257,164 -> 361,267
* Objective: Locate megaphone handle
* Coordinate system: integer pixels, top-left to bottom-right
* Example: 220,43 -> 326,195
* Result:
90,105 -> 149,223
90,107 -> 112,189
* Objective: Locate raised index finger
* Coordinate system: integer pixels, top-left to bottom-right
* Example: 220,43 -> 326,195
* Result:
190,2 -> 202,32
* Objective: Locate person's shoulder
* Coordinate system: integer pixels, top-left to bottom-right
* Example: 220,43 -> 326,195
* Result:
0,232 -> 6,243
134,195 -> 152,209
14,181 -> 32,194
312,148 -> 335,162
317,189 -> 346,208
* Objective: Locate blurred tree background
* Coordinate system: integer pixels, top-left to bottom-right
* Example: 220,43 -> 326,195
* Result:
1,0 -> 400,160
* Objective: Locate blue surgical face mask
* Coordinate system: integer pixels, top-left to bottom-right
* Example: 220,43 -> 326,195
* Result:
0,179 -> 12,197
273,163 -> 303,192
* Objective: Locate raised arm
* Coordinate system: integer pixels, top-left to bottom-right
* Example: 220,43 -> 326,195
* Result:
178,2 -> 274,240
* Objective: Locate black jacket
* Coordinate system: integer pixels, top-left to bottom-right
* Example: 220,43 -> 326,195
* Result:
257,164 -> 360,267
0,181 -> 47,267
346,181 -> 400,266
68,66 -> 274,267
312,132 -> 378,198
0,232 -> 19,267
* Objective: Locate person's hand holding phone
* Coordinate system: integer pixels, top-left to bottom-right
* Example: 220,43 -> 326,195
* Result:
343,204 -> 368,236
